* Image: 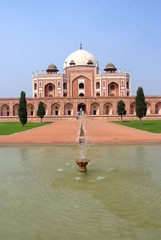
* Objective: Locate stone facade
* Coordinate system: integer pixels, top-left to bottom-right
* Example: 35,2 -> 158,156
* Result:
0,48 -> 161,121
0,96 -> 161,120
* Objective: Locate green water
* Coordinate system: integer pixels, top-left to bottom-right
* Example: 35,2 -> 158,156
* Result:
0,145 -> 161,240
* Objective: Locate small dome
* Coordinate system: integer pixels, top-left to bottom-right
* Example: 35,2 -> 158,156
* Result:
64,49 -> 98,69
104,63 -> 117,72
69,60 -> 75,65
87,59 -> 93,65
46,63 -> 59,73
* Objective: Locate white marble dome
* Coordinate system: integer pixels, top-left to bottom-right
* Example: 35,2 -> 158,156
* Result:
64,49 -> 99,69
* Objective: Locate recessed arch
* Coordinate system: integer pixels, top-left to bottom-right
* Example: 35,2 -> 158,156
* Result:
130,102 -> 135,115
108,82 -> 119,96
63,82 -> 67,90
77,103 -> 86,114
13,104 -> 19,116
64,103 -> 74,115
103,102 -> 113,115
51,103 -> 60,116
72,75 -> 91,97
1,104 -> 9,116
96,82 -> 100,89
34,83 -> 37,91
90,102 -> 100,115
155,102 -> 161,114
44,83 -> 55,97
27,103 -> 34,116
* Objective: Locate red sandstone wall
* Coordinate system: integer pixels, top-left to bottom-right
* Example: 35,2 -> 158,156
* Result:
0,96 -> 161,118
84,78 -> 91,97
67,67 -> 95,97
72,79 -> 79,97
72,77 -> 91,97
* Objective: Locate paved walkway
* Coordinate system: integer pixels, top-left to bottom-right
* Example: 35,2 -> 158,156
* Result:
0,120 -> 79,145
0,119 -> 161,145
85,119 -> 161,144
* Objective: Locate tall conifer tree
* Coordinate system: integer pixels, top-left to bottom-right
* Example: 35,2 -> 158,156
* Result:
117,100 -> 126,121
37,101 -> 45,123
18,91 -> 27,126
135,87 -> 147,126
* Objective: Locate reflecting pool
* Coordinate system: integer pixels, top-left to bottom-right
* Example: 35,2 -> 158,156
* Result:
0,144 -> 161,240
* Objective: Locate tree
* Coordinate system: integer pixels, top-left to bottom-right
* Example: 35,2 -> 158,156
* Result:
117,100 -> 126,121
37,101 -> 45,123
135,87 -> 147,126
18,91 -> 27,126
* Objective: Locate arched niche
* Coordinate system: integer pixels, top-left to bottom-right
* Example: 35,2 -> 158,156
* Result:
27,103 -> 35,116
155,102 -> 161,114
90,102 -> 100,115
96,82 -> 100,89
44,83 -> 55,97
34,83 -> 37,91
103,102 -> 113,115
64,103 -> 73,115
13,104 -> 19,116
1,104 -> 9,116
51,103 -> 60,116
77,103 -> 86,114
108,82 -> 119,96
63,82 -> 67,90
130,102 -> 136,114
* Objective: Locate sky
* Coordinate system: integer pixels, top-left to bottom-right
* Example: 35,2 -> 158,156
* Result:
0,0 -> 161,97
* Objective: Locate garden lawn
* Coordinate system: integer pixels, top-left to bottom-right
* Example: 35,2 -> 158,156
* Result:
0,122 -> 50,135
115,120 -> 161,133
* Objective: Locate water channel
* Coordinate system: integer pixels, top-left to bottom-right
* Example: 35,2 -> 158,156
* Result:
0,144 -> 161,239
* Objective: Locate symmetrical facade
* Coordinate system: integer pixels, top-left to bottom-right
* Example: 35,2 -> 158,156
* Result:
0,47 -> 161,120
33,48 -> 131,100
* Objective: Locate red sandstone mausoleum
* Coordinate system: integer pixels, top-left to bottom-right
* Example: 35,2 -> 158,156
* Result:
0,46 -> 161,121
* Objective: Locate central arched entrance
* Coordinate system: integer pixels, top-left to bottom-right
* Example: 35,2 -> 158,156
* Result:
77,103 -> 86,114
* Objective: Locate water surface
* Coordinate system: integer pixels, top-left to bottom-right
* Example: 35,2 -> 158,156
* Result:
0,145 -> 161,239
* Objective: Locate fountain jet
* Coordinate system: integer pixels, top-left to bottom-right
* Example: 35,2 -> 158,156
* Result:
76,115 -> 90,172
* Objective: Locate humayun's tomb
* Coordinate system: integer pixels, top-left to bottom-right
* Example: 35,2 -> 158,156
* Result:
0,45 -> 161,121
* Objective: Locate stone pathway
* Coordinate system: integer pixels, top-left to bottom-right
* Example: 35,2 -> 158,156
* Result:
0,119 -> 161,145
0,120 -> 79,145
85,119 -> 161,144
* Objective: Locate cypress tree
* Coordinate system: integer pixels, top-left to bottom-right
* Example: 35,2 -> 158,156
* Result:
37,101 -> 45,123
117,100 -> 126,121
18,91 -> 27,126
135,87 -> 147,126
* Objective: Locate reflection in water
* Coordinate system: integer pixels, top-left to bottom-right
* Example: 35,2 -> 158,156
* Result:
0,145 -> 161,240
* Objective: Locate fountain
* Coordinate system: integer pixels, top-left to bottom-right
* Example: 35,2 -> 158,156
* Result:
75,114 -> 90,172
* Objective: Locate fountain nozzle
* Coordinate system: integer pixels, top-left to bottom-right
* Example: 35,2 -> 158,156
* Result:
75,159 -> 90,172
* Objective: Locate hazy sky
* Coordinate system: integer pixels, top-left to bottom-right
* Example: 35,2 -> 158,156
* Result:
0,0 -> 161,97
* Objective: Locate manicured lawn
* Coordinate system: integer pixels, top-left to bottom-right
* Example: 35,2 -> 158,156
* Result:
0,122 -> 51,135
115,120 -> 161,133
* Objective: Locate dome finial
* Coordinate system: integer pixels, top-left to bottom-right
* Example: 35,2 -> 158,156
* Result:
80,42 -> 82,50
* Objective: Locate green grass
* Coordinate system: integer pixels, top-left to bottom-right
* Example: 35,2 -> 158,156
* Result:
0,122 -> 51,135
114,120 -> 161,133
